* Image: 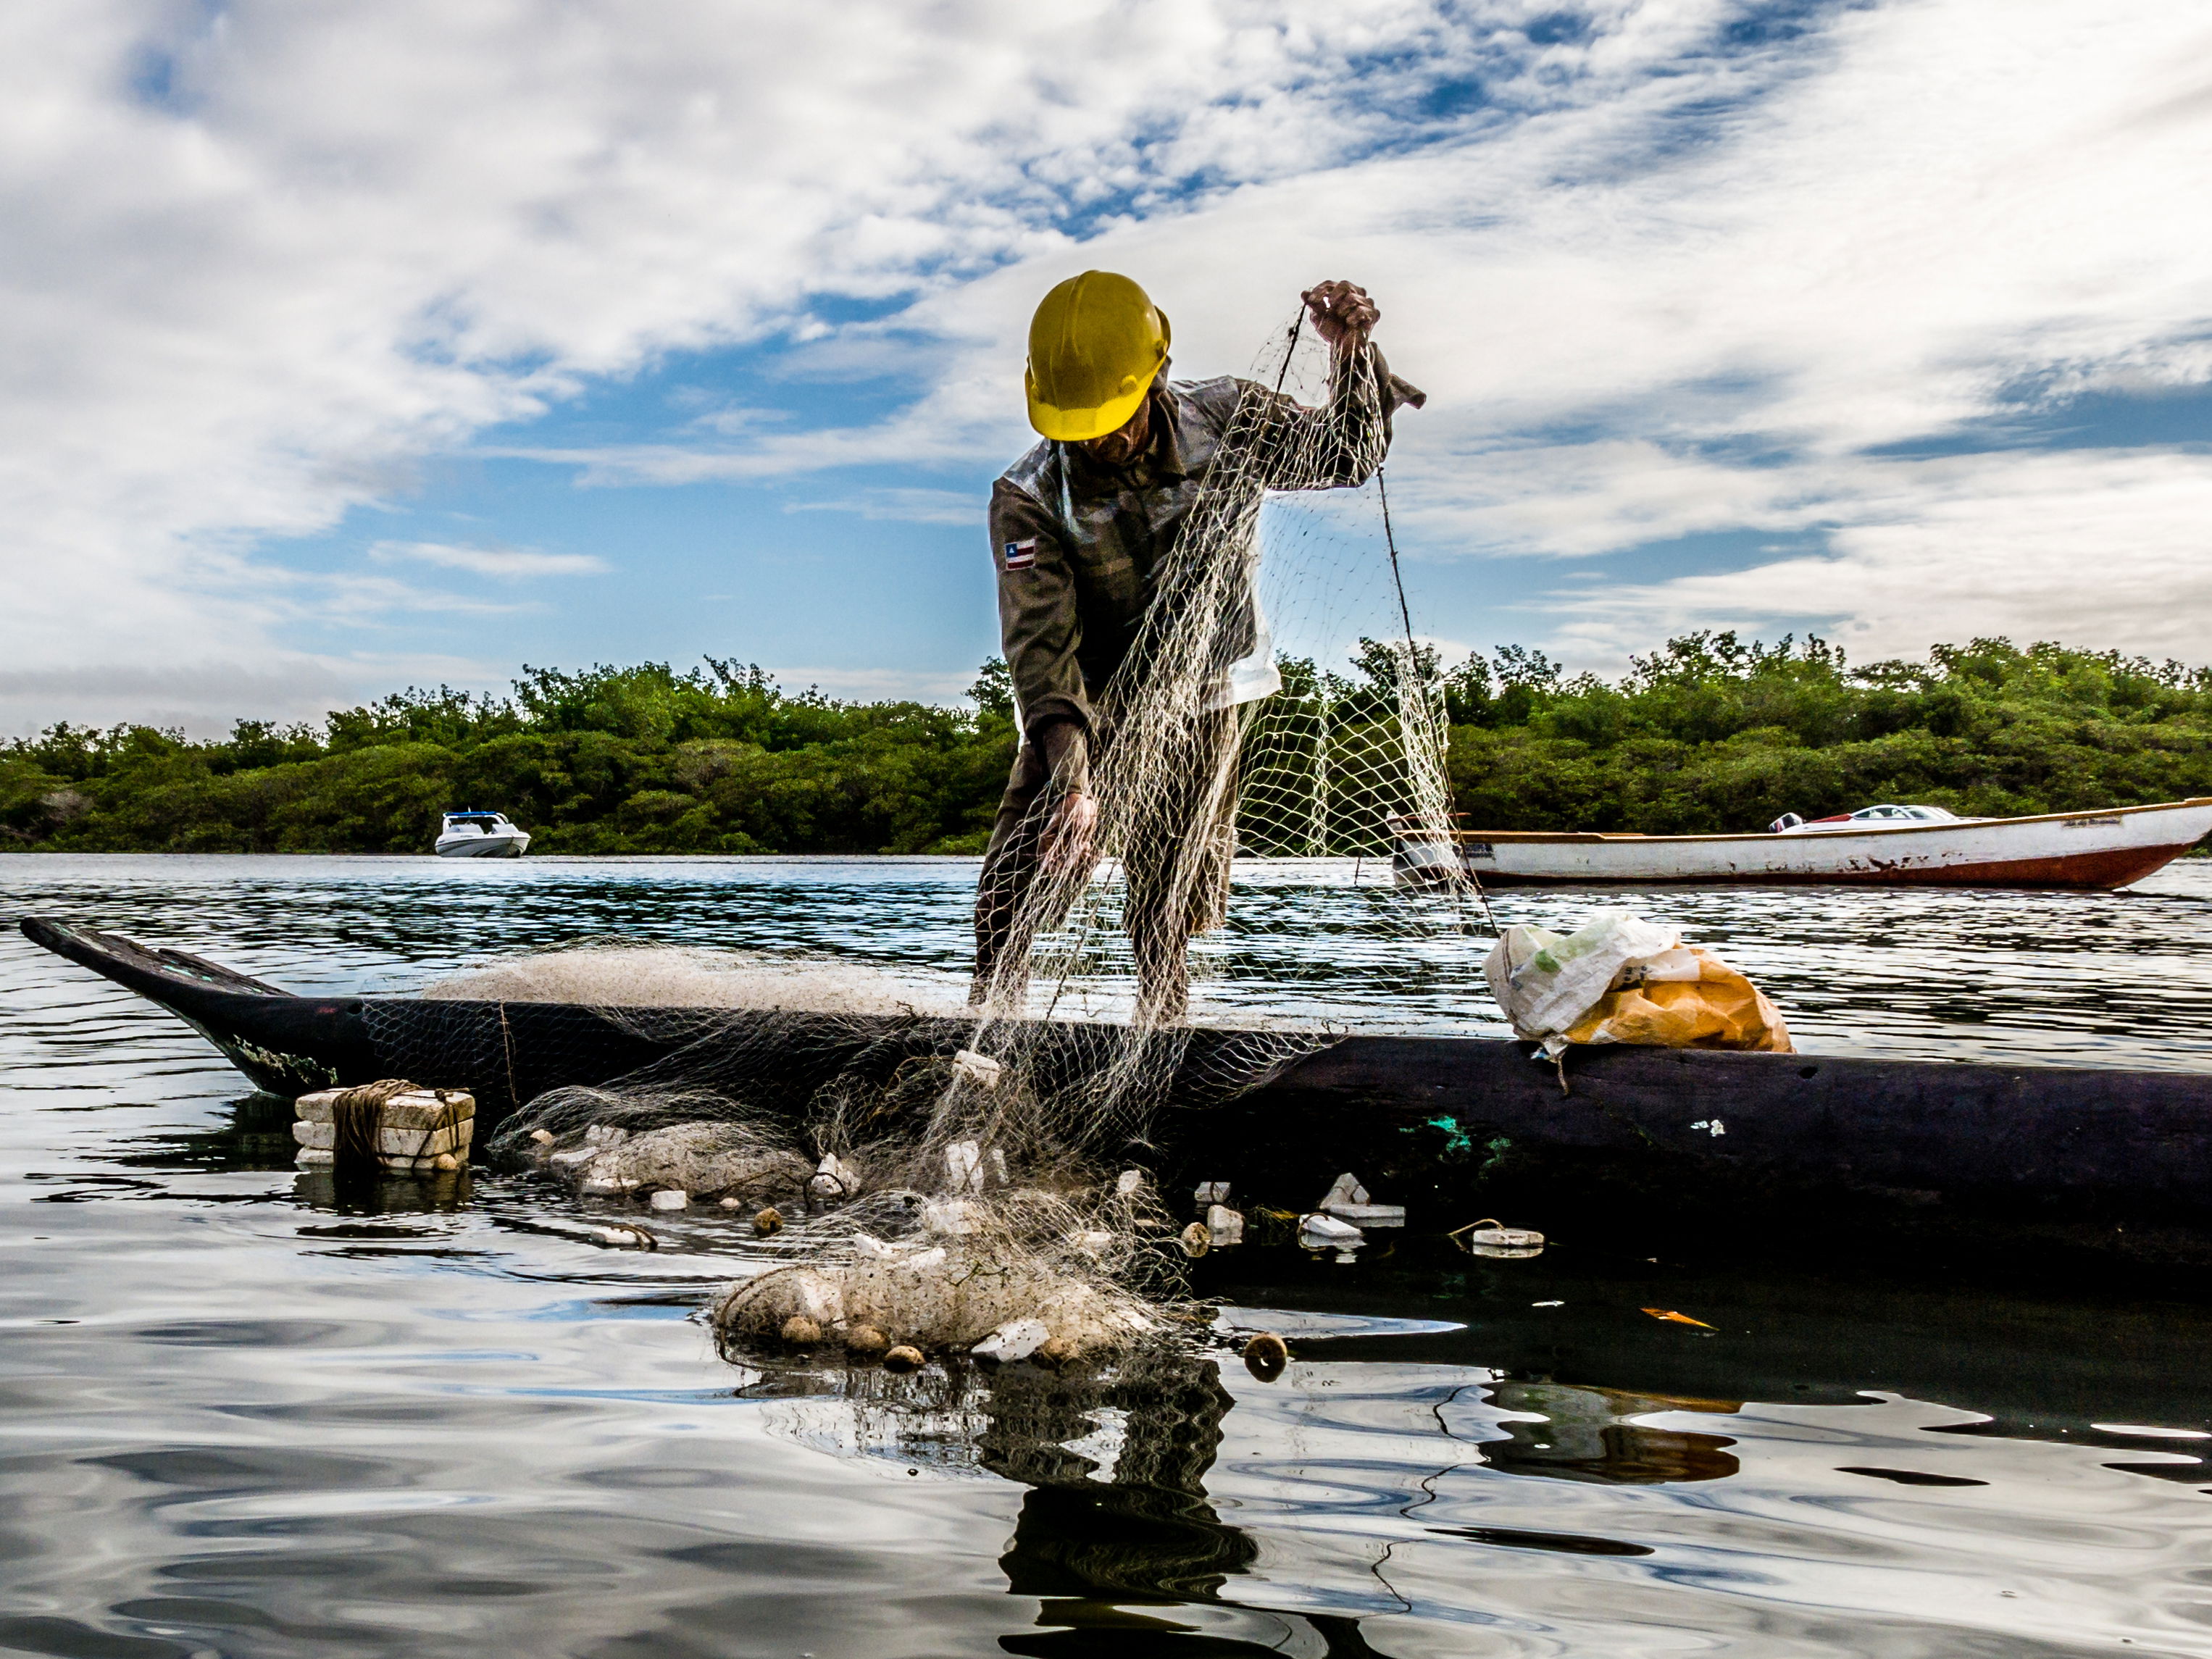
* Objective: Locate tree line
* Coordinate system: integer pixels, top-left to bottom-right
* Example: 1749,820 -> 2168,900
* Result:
4,635 -> 2208,854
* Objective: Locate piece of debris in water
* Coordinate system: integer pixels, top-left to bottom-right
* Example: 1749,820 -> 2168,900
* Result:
972,1318 -> 1049,1363
1318,1172 -> 1366,1208
1330,1202 -> 1404,1227
1642,1307 -> 1713,1328
946,1140 -> 1000,1193
1193,1180 -> 1230,1205
810,1153 -> 861,1206
1298,1214 -> 1364,1263
714,1242 -> 1157,1363
1298,1211 -> 1363,1248
1318,1171 -> 1403,1227
1243,1332 -> 1289,1381
1179,1221 -> 1211,1258
921,1198 -> 985,1237
1451,1219 -> 1545,1258
294,1082 -> 475,1174
1205,1205 -> 1243,1247
544,1121 -> 809,1208
951,1048 -> 1003,1090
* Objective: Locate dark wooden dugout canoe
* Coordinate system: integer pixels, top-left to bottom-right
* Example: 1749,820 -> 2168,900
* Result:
25,916 -> 2212,1253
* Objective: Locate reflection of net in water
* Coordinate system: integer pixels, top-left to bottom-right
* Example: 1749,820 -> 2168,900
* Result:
754,1349 -> 1258,1588
454,317 -> 1488,1368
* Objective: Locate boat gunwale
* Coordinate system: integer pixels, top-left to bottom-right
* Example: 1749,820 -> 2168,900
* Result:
27,914 -> 2208,1094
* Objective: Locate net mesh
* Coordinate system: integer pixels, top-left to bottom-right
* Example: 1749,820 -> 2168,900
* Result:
426,314 -> 1486,1365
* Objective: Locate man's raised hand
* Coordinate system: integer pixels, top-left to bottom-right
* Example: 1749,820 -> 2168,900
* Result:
1301,280 -> 1380,350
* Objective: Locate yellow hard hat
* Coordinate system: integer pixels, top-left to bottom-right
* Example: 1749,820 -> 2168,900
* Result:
1024,271 -> 1172,442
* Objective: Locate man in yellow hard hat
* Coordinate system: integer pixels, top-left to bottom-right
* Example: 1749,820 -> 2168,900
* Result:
974,271 -> 1423,1019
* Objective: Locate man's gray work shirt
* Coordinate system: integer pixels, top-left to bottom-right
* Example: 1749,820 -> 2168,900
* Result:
988,347 -> 1421,745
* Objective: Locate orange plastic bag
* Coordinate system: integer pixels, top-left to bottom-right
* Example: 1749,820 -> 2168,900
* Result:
1561,946 -> 1792,1053
1485,913 -> 1793,1057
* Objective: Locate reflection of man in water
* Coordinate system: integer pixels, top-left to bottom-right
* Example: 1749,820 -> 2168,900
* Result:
980,1360 -> 1394,1658
982,1359 -> 1255,1606
974,270 -> 1422,1021
976,1365 -> 1737,1652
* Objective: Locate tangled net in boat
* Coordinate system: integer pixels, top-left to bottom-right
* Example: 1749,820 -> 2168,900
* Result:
439,316 -> 1482,1366
471,1000 -> 1237,1362
426,942 -> 967,1016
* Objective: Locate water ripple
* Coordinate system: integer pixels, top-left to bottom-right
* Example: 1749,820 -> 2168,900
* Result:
4,854 -> 2212,1655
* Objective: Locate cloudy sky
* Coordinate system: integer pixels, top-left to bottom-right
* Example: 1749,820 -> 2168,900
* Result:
5,0 -> 2209,733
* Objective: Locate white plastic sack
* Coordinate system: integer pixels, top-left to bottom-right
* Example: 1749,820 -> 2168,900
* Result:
1485,910 -> 1682,1057
1483,908 -> 1791,1059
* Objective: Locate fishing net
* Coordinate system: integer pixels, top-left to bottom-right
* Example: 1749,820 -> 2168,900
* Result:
980,315 -> 1482,1035
422,941 -> 969,1015
428,314 -> 1487,1366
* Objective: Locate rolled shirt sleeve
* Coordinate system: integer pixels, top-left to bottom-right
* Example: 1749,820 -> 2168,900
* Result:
989,478 -> 1093,743
1248,343 -> 1424,491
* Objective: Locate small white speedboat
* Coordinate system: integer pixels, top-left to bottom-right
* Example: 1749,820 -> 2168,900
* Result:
435,811 -> 531,858
1394,798 -> 2212,890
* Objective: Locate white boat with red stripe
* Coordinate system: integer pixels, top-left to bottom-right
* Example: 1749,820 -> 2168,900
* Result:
1393,798 -> 2212,890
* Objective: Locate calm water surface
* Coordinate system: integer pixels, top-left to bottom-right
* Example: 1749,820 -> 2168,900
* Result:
4,854 -> 2212,1658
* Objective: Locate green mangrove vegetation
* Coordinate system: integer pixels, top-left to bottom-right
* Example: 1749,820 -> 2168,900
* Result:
3,635 -> 2208,854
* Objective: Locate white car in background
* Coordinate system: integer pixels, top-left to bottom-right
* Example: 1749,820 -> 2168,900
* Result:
1771,804 -> 1966,834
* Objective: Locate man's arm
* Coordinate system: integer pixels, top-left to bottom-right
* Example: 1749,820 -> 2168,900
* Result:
990,479 -> 1090,753
989,480 -> 1098,872
1253,280 -> 1423,490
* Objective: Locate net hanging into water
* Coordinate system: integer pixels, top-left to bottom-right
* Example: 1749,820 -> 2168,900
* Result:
446,314 -> 1487,1363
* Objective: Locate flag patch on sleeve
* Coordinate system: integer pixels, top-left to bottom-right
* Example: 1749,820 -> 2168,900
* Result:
1003,538 -> 1038,572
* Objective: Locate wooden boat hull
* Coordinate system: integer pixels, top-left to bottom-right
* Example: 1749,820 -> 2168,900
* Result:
1398,798 -> 2212,889
24,916 -> 2212,1258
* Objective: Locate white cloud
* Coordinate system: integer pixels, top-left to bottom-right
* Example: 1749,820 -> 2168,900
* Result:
785,489 -> 984,528
3,0 -> 2211,729
370,540 -> 609,577
0,651 -> 506,739
1550,447 -> 2212,664
528,0 -> 2212,672
8,0 -> 1640,719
